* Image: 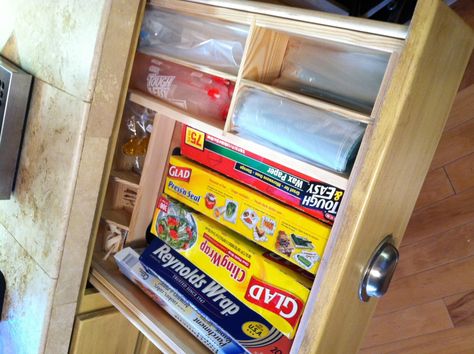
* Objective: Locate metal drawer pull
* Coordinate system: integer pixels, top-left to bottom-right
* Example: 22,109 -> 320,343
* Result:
359,237 -> 399,302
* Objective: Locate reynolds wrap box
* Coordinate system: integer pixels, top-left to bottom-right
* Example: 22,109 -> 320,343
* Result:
138,241 -> 293,352
164,155 -> 331,274
148,195 -> 310,339
115,248 -> 245,354
181,125 -> 344,225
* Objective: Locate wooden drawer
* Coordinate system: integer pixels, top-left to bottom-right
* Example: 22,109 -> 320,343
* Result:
78,1 -> 474,353
72,288 -> 163,354
70,307 -> 140,354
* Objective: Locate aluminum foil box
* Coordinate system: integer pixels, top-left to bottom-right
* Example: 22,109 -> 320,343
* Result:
140,235 -> 294,351
115,247 -> 245,354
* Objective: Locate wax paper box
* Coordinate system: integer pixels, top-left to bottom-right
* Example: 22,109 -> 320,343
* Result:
115,247 -> 245,353
164,155 -> 331,274
181,125 -> 344,225
148,195 -> 311,338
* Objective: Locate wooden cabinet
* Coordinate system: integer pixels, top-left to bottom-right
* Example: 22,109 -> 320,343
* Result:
71,288 -> 162,354
77,1 -> 474,353
70,308 -> 140,354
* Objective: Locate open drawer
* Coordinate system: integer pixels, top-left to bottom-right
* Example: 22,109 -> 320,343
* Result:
80,0 -> 474,353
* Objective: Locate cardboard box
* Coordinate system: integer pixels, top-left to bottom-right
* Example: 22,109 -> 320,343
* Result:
148,195 -> 311,338
115,248 -> 246,353
138,240 -> 294,351
164,155 -> 331,274
181,125 -> 345,225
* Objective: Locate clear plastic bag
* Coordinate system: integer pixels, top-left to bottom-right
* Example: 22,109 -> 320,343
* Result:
232,88 -> 366,174
130,52 -> 234,121
139,8 -> 249,75
120,101 -> 155,175
273,38 -> 390,113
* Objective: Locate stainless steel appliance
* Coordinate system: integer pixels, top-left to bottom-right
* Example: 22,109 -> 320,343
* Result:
0,56 -> 32,200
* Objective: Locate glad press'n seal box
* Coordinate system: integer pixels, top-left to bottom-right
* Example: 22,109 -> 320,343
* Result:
164,155 -> 331,275
181,125 -> 344,225
148,195 -> 311,339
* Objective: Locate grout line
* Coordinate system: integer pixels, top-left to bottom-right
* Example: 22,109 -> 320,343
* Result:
0,223 -> 58,281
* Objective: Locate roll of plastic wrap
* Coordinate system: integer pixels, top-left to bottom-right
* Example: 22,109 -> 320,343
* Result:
232,88 -> 366,173
273,39 -> 389,113
139,8 -> 249,75
131,53 -> 234,121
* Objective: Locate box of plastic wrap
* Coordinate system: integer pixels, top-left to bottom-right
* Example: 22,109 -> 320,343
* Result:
181,125 -> 345,225
136,239 -> 294,351
147,195 -> 311,338
164,155 -> 331,274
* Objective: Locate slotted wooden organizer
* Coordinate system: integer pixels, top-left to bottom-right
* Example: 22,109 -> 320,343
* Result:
79,0 -> 474,353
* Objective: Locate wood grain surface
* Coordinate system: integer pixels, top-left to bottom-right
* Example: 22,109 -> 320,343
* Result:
445,290 -> 474,328
413,168 -> 455,210
445,152 -> 474,192
363,300 -> 453,348
295,0 -> 474,353
361,3 -> 474,352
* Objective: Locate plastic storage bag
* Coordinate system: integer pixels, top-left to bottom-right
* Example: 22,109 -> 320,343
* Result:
120,101 -> 155,175
273,38 -> 390,113
131,53 -> 234,121
139,8 -> 249,75
232,88 -> 366,174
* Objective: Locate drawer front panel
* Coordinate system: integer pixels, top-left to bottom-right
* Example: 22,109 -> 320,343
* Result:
294,1 -> 474,353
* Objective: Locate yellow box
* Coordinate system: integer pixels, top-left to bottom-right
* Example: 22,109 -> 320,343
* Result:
165,155 -> 331,274
151,195 -> 311,339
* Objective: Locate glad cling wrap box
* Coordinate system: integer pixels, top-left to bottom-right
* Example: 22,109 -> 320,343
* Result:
148,195 -> 311,339
164,155 -> 331,275
181,125 -> 345,225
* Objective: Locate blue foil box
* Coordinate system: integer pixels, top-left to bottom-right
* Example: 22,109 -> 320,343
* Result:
140,237 -> 292,354
115,247 -> 244,354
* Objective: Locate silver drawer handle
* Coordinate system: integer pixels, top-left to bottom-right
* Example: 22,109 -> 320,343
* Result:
359,236 -> 399,302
